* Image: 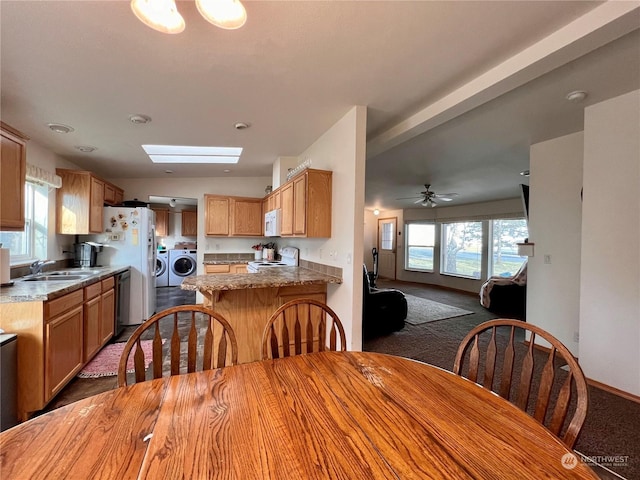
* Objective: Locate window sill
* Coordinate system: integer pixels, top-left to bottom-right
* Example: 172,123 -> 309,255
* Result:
440,272 -> 482,281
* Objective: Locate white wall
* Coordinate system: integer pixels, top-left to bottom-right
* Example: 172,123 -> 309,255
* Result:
282,106 -> 367,350
528,132 -> 584,354
580,90 -> 640,395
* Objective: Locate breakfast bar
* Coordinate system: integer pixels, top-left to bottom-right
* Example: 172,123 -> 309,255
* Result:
181,267 -> 342,363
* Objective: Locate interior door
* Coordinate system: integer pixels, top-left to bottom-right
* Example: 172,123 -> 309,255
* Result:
377,217 -> 397,280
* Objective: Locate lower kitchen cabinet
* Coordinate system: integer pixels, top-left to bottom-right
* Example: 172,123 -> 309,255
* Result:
100,281 -> 115,345
84,294 -> 102,362
205,264 -> 248,274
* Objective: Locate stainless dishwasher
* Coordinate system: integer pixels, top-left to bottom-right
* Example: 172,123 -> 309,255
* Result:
114,269 -> 131,339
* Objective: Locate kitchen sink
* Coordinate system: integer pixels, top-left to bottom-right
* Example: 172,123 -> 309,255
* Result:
22,275 -> 88,282
48,270 -> 99,276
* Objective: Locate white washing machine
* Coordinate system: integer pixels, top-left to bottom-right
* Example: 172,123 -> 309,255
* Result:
169,249 -> 197,286
156,250 -> 169,287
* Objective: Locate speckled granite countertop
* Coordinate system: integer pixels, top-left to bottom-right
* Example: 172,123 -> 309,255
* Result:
202,253 -> 254,265
0,266 -> 130,304
181,267 -> 342,292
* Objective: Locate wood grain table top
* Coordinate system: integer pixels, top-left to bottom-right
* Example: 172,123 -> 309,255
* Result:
0,352 -> 597,479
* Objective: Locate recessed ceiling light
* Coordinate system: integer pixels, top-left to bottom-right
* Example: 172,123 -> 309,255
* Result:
47,123 -> 74,134
129,114 -> 152,124
164,169 -> 174,174
223,169 -> 231,173
234,122 -> 250,130
565,91 -> 588,103
520,170 -> 530,177
142,145 -> 242,164
75,145 -> 97,153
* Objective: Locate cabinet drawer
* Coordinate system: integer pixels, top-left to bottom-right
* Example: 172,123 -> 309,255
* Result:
45,290 -> 84,319
101,276 -> 115,292
84,281 -> 102,300
205,264 -> 230,274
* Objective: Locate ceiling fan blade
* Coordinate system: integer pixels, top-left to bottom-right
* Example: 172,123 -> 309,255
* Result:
438,197 -> 454,202
413,198 -> 425,204
434,193 -> 458,198
396,196 -> 422,200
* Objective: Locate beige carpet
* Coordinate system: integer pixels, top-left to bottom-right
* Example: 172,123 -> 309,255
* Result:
404,294 -> 473,325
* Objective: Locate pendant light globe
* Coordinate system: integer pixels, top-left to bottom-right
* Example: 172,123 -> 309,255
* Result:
131,0 -> 185,34
196,0 -> 247,30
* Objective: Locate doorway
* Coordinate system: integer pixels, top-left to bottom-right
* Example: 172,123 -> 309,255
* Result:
377,217 -> 397,280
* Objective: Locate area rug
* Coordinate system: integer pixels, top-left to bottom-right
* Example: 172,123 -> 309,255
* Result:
77,340 -> 155,378
404,294 -> 473,325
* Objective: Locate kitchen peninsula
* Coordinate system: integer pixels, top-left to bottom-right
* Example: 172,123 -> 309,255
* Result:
181,267 -> 342,363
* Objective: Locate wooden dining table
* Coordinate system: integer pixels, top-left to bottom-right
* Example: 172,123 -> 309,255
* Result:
0,351 -> 597,479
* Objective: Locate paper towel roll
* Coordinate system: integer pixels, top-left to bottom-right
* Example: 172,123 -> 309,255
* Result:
0,248 -> 10,285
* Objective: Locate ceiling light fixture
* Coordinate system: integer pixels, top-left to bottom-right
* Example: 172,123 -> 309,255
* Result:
143,144 -> 242,164
131,0 -> 246,34
164,169 -> 174,174
520,170 -> 530,177
373,209 -> 380,216
169,198 -> 177,207
234,122 -> 250,130
75,145 -> 97,153
47,123 -> 74,134
565,90 -> 588,103
129,114 -> 152,124
131,0 -> 185,34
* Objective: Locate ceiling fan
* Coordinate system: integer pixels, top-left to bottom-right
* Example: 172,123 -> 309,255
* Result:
397,184 -> 459,207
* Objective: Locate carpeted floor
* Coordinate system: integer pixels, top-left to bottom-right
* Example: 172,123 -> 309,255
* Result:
366,279 -> 639,480
404,293 -> 473,325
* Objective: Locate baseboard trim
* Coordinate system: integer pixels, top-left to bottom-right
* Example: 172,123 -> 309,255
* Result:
586,378 -> 640,405
523,340 -> 640,405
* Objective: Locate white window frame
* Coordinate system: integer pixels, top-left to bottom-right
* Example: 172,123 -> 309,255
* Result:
488,217 -> 528,278
440,221 -> 483,279
404,222 -> 436,272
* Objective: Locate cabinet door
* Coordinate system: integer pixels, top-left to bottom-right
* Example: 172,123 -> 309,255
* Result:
100,288 -> 115,345
114,188 -> 124,205
0,125 -> 26,231
181,210 -> 197,236
45,305 -> 84,400
84,295 -> 101,362
89,176 -> 104,233
293,174 -> 307,235
232,264 -> 248,273
104,183 -> 116,205
280,183 -> 294,236
205,195 -> 229,235
153,208 -> 169,237
230,198 -> 263,236
205,264 -> 231,274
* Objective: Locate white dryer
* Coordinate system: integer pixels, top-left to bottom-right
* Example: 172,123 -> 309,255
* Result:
169,249 -> 197,286
156,250 -> 169,287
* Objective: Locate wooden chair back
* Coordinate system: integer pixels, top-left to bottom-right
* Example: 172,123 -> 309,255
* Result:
453,319 -> 588,448
262,299 -> 347,360
118,305 -> 238,387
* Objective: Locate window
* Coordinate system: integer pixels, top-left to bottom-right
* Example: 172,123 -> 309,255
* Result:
380,221 -> 394,250
441,221 -> 482,279
0,183 -> 48,264
406,223 -> 435,271
490,218 -> 528,277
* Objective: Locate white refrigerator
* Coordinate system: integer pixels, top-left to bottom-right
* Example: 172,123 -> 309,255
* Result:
99,207 -> 156,325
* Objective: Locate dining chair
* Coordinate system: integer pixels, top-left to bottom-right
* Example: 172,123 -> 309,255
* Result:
262,298 -> 346,360
118,305 -> 238,387
453,319 -> 588,448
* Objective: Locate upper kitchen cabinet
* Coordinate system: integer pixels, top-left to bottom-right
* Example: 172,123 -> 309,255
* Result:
56,169 -> 124,234
230,198 -> 263,236
103,181 -> 124,206
181,210 -> 197,237
281,169 -> 332,238
204,194 -> 262,237
0,122 -> 28,231
153,208 -> 169,237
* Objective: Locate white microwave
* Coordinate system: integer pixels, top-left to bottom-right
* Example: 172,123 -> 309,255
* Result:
264,209 -> 282,237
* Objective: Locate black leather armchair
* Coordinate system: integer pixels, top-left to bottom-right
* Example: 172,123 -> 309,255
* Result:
362,265 -> 407,339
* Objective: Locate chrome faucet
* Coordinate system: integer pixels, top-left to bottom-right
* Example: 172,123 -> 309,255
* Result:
30,260 -> 55,275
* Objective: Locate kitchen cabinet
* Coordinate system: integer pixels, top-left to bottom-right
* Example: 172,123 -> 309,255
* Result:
56,169 -> 124,234
153,208 -> 169,237
181,210 -> 197,237
204,264 -> 247,274
100,278 -> 115,345
230,198 -> 263,236
103,181 -> 124,206
0,273 -> 119,420
0,122 -> 28,231
280,169 -> 332,238
264,189 -> 281,212
44,290 -> 85,401
204,195 -> 262,237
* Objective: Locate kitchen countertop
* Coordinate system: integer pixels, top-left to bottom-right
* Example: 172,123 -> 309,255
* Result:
0,266 -> 130,304
181,267 -> 342,292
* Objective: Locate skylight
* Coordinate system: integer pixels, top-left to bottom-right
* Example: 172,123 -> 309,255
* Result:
143,145 -> 242,164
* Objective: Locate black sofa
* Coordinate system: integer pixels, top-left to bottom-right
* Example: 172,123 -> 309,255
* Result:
362,265 -> 407,339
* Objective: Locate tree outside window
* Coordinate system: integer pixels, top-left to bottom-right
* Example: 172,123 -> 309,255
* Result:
490,218 -> 528,277
441,221 -> 482,278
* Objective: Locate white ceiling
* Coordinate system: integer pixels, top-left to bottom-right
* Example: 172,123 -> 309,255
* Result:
1,1 -> 639,210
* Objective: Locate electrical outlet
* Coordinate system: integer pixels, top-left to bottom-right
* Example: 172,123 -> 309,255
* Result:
215,244 -> 220,250
346,253 -> 352,265
544,254 -> 551,264
573,331 -> 579,343
319,248 -> 323,258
